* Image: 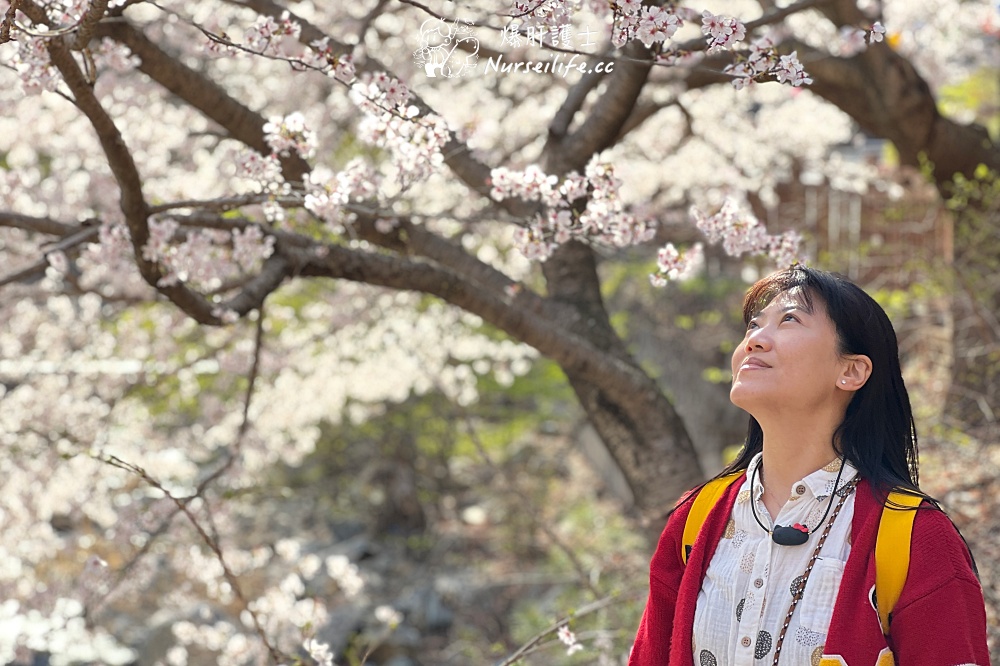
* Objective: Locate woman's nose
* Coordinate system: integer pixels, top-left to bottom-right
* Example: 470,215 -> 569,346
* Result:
744,327 -> 770,352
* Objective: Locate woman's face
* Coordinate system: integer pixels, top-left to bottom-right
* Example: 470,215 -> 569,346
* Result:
730,290 -> 846,415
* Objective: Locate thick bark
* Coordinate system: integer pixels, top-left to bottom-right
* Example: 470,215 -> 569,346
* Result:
535,41 -> 704,518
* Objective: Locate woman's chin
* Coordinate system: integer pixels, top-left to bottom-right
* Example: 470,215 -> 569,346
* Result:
729,383 -> 768,413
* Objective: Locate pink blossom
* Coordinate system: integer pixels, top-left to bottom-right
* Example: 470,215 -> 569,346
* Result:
244,15 -> 279,52
618,0 -> 642,16
767,230 -> 803,267
231,225 -> 275,272
701,11 -> 746,52
263,112 -> 317,159
837,26 -> 868,57
774,51 -> 813,86
15,36 -> 60,95
498,159 -> 656,261
559,173 -> 589,203
663,198 -> 805,284
46,250 -> 68,274
236,151 -> 286,191
92,38 -> 141,72
635,7 -> 682,48
651,242 -> 703,283
243,11 -> 301,56
870,21 -> 886,43
143,217 -> 180,263
333,56 -> 356,84
556,625 -> 584,655
380,78 -> 411,107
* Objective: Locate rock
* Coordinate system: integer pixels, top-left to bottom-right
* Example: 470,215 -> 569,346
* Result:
396,585 -> 453,635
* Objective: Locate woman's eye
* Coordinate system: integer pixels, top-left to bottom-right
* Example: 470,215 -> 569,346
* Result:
746,320 -> 759,330
783,313 -> 798,322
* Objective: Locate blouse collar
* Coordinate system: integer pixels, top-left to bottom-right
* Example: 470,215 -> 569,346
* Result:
748,451 -> 859,501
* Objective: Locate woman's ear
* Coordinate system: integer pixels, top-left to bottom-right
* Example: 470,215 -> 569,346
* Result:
838,354 -> 873,391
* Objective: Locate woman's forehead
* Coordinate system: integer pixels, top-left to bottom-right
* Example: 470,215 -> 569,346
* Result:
752,287 -> 815,317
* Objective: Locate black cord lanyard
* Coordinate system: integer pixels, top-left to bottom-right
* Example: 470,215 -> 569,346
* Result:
749,457 -> 848,546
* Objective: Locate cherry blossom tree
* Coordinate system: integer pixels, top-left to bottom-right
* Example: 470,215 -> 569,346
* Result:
1,0 -> 998,662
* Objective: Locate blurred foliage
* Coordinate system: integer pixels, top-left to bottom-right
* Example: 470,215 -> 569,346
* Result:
938,68 -> 1000,140
945,163 -> 1000,430
106,303 -> 252,429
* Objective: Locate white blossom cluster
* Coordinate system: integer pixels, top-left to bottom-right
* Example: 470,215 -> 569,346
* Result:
350,74 -> 450,187
701,10 -> 747,53
141,217 -> 275,290
650,198 -> 802,286
611,2 -> 685,48
722,34 -> 813,90
11,33 -> 60,95
263,112 -> 317,160
490,159 -> 656,261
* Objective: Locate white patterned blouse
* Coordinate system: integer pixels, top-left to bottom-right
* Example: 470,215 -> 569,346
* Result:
692,452 -> 859,666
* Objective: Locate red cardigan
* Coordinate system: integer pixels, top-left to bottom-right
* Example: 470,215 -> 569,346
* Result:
629,476 -> 990,665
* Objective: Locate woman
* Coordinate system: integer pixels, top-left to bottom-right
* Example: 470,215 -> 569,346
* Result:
629,266 -> 989,666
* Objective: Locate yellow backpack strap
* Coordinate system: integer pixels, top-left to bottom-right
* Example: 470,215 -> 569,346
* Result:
875,490 -> 923,634
681,472 -> 743,564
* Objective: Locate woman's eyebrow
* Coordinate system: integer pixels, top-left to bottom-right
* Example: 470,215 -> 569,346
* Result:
758,303 -> 802,317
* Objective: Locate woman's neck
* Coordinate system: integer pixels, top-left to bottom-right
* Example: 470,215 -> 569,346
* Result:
757,415 -> 840,516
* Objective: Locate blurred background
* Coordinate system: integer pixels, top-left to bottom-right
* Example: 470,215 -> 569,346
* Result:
1,0 -> 998,664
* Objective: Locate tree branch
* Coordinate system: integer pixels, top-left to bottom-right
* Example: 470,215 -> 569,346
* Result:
549,62 -> 607,139
281,241 -> 659,402
282,244 -> 698,516
0,211 -> 79,236
670,0 -> 836,53
549,40 -> 653,172
96,20 -> 311,184
40,24 -> 233,323
782,39 -> 1000,182
225,0 -> 509,206
72,0 -> 109,49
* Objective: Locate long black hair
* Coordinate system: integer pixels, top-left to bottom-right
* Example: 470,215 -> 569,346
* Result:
720,265 -> 921,498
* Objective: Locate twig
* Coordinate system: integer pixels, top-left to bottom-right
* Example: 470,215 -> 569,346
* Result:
90,309 -> 267,621
0,0 -> 20,43
103,454 -> 287,664
447,391 -> 603,599
195,304 -> 266,496
495,592 -> 637,666
72,0 -> 110,49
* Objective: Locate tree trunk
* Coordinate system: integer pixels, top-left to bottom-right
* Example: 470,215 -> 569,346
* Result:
541,243 -> 705,525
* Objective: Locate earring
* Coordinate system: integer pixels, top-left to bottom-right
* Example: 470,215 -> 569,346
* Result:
840,380 -> 847,385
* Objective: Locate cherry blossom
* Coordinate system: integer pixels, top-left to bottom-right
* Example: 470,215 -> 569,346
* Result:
374,605 -> 403,627
837,26 -> 869,57
774,51 -> 813,86
635,7 -> 683,48
263,112 -> 317,160
91,38 -> 141,72
243,11 -> 302,56
701,11 -> 747,53
870,21 -> 887,43
722,35 -> 814,89
12,35 -> 60,95
557,624 -> 584,656
491,159 -> 656,261
303,639 -> 335,666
